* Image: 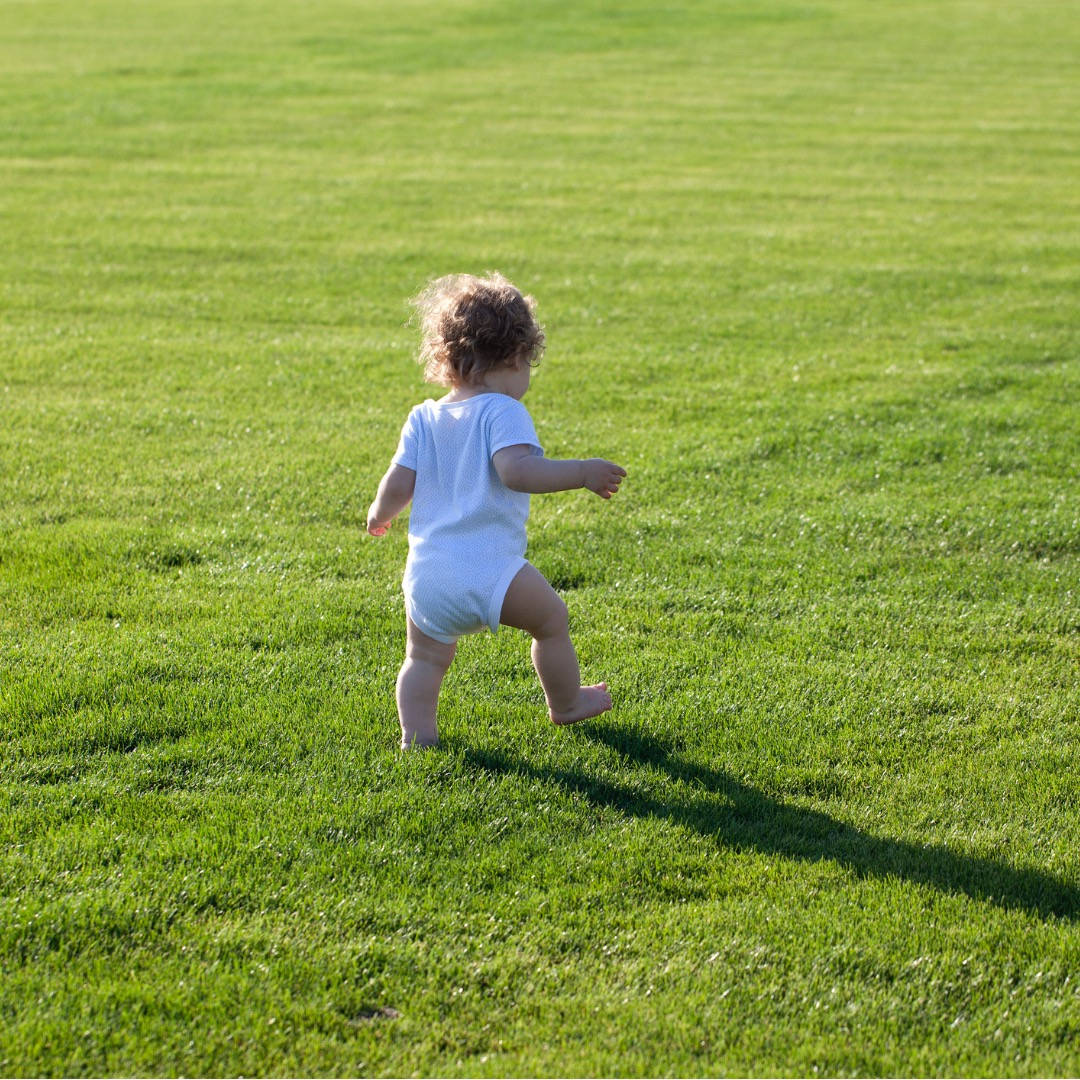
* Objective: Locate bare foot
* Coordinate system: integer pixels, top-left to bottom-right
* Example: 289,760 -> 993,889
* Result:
400,734 -> 439,750
550,683 -> 612,726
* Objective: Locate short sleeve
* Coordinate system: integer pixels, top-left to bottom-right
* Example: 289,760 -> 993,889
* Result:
487,399 -> 544,459
391,407 -> 420,470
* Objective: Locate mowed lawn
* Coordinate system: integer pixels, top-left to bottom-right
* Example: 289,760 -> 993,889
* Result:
2,0 -> 1078,1075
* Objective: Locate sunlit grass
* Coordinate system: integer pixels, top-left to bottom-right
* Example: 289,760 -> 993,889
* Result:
2,0 -> 1078,1075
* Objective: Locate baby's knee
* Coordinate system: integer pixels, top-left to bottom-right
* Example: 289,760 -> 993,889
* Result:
534,596 -> 569,640
405,636 -> 456,671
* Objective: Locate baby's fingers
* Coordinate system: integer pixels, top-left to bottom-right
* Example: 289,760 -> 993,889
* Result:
583,458 -> 626,498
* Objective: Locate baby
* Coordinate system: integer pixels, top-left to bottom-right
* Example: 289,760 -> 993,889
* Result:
367,272 -> 627,749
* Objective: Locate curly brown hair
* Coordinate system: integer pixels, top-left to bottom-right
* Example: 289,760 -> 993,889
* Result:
412,272 -> 545,386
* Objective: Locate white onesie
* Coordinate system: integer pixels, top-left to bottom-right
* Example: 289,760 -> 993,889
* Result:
391,392 -> 544,644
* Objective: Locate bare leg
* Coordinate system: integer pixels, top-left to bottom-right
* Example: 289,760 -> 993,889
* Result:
500,563 -> 612,726
397,618 -> 456,749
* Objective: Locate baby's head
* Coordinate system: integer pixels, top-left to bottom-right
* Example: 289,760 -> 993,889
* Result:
413,272 -> 545,387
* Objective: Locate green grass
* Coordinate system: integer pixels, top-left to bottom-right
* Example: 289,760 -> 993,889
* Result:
2,0 -> 1079,1074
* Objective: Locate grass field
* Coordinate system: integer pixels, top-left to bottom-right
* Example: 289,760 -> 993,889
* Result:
2,0 -> 1079,1075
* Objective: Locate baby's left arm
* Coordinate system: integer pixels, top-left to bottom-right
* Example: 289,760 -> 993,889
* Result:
367,463 -> 416,536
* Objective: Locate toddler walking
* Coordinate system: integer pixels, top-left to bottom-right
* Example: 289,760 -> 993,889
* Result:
367,272 -> 627,749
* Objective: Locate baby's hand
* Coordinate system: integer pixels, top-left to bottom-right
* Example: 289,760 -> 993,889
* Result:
367,508 -> 391,536
581,458 -> 627,499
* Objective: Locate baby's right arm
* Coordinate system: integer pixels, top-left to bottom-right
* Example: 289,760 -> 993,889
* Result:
367,463 -> 416,536
493,445 -> 626,499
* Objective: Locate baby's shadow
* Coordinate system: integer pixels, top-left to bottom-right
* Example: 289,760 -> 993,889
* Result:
465,723 -> 1078,921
